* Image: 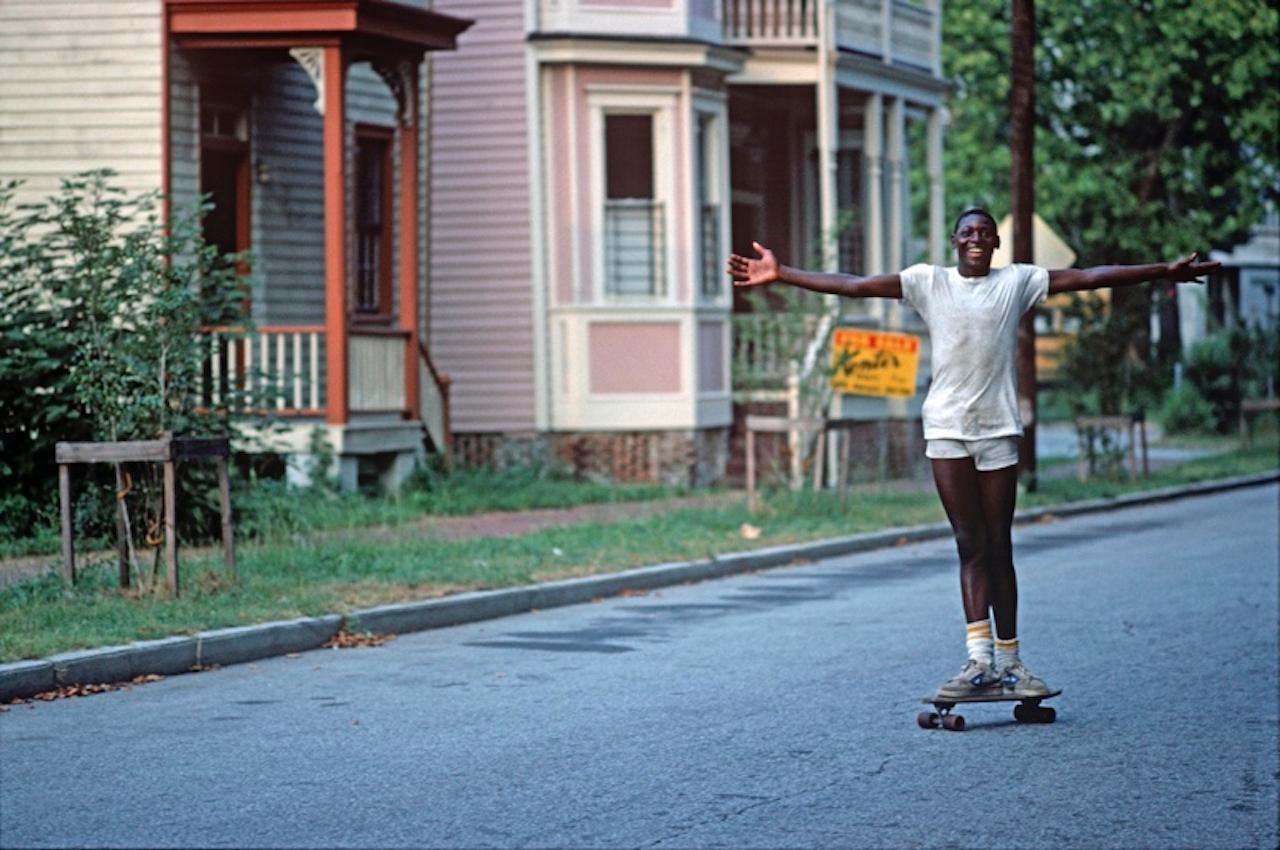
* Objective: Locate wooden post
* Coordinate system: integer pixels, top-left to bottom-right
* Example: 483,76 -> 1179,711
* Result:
1139,418 -> 1149,475
59,463 -> 75,586
838,424 -> 852,504
1128,421 -> 1138,480
811,429 -> 826,492
746,426 -> 757,513
115,503 -> 130,588
217,456 -> 236,580
163,459 -> 179,597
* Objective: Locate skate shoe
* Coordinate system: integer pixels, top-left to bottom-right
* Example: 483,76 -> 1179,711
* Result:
999,662 -> 1052,697
935,659 -> 1001,699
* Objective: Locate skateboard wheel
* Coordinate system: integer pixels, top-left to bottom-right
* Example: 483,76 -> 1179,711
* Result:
1036,706 -> 1056,723
941,714 -> 965,731
917,711 -> 940,729
1013,703 -> 1031,723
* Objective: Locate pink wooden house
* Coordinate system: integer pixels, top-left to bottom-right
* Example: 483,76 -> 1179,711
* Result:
426,0 -> 949,484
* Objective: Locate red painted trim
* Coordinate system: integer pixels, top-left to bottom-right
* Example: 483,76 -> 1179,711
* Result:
324,45 -> 349,426
174,35 -> 341,48
236,146 -> 252,258
163,0 -> 471,51
398,76 -> 420,421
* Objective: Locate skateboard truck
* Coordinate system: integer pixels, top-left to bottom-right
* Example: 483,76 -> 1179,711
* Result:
917,689 -> 1062,731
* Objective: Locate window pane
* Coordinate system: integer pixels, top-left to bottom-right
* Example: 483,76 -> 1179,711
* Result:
605,114 -> 653,200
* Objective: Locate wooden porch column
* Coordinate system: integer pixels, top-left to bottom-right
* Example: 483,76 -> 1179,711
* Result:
927,106 -> 947,265
324,45 -> 350,425
863,93 -> 885,322
399,62 -> 421,420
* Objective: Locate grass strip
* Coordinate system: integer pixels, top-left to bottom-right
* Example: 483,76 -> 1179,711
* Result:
2,438 -> 1275,662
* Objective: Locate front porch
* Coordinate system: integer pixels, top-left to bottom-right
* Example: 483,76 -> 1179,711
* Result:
164,0 -> 469,490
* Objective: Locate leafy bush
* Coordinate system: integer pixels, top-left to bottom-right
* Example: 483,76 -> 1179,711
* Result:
1157,383 -> 1217,434
0,171 -> 255,588
1183,323 -> 1279,433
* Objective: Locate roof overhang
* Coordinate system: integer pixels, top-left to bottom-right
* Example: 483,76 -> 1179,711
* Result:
165,0 -> 472,56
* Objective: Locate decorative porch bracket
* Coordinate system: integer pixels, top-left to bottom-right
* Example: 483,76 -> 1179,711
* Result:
372,59 -> 417,126
289,46 -> 326,115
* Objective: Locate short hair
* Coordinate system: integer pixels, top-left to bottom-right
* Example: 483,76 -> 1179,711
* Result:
952,208 -> 999,235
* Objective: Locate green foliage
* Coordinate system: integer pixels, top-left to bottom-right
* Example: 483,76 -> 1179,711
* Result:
941,0 -> 1279,264
1056,292 -> 1163,416
0,171 -> 255,584
1182,324 -> 1279,432
1157,382 -> 1217,434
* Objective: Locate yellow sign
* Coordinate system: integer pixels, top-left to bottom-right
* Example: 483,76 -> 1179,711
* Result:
830,328 -> 921,398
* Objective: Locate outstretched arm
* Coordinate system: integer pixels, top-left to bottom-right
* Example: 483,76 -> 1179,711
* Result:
1047,252 -> 1220,295
727,241 -> 903,299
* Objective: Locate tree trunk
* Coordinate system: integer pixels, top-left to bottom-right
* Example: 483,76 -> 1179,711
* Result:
1011,0 -> 1037,490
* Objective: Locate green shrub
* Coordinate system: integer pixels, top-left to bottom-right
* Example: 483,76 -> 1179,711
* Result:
0,171 -> 257,587
1183,324 -> 1278,433
1157,383 -> 1217,434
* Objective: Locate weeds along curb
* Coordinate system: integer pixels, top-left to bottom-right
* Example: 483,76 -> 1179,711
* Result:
2,471 -> 1276,703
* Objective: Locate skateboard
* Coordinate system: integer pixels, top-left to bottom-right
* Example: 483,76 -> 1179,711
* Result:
917,689 -> 1062,731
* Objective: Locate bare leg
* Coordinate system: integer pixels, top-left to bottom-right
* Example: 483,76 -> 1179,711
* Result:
930,458 -> 990,623
976,463 -> 1020,639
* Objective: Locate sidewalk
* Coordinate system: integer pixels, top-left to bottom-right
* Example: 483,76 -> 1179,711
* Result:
2,469 -> 1275,703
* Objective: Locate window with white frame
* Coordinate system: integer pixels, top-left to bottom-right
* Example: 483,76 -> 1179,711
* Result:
603,112 -> 664,297
695,111 -> 723,298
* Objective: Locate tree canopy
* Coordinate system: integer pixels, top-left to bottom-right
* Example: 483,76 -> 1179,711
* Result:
940,0 -> 1278,266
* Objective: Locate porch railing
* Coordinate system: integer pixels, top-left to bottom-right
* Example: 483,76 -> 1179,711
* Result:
731,312 -> 823,393
723,0 -> 819,44
199,325 -> 452,452
200,325 -> 325,415
722,0 -> 938,71
419,342 -> 452,454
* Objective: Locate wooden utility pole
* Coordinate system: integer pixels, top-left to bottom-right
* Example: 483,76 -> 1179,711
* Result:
1011,0 -> 1037,490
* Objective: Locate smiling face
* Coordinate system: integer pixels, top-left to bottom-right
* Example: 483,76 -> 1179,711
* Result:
951,211 -> 1000,278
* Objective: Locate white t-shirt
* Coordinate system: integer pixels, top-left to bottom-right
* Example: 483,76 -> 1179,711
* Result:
899,263 -> 1050,441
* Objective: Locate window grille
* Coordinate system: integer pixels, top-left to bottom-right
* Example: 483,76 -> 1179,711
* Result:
605,199 -> 665,296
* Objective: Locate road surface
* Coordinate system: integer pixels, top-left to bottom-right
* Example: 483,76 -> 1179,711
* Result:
2,484 -> 1276,848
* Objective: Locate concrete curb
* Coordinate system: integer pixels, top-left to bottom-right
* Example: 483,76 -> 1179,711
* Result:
2,471 -> 1275,703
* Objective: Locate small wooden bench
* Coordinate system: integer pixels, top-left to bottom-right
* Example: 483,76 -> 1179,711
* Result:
1074,415 -> 1148,481
56,433 -> 234,597
1239,398 -> 1280,446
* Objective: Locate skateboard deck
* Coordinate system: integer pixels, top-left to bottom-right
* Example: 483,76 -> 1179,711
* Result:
917,689 -> 1062,731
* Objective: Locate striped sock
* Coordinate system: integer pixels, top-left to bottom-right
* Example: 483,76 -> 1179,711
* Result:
995,637 -> 1020,671
966,620 -> 994,667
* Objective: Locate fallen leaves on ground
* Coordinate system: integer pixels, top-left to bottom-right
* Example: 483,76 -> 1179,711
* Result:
322,630 -> 396,649
7,673 -> 167,705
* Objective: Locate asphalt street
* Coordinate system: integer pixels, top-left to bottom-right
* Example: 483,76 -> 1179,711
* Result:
2,484 -> 1277,849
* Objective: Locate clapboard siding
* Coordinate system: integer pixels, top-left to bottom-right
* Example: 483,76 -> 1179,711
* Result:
429,0 -> 534,432
253,61 -> 327,326
0,0 -> 162,198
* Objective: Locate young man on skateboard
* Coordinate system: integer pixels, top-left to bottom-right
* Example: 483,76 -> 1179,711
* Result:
727,209 -> 1218,699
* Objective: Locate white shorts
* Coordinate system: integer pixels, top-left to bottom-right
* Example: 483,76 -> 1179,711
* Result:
925,437 -> 1020,472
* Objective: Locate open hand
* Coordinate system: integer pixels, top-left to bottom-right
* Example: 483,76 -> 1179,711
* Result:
727,242 -> 780,288
1166,251 -> 1220,283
